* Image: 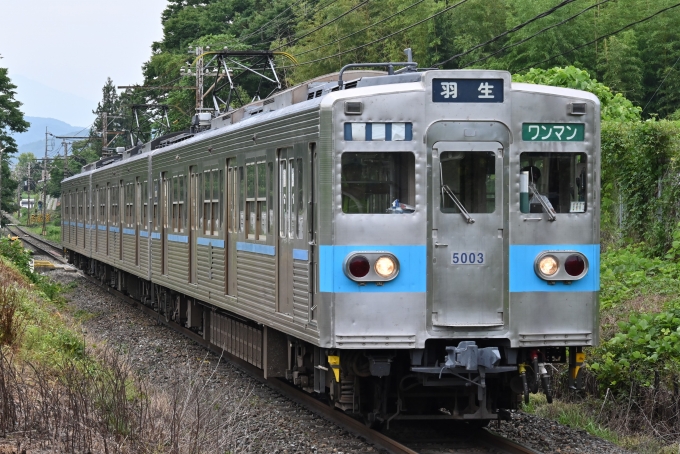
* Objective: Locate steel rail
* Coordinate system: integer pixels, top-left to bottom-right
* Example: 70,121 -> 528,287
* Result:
13,224 -> 542,454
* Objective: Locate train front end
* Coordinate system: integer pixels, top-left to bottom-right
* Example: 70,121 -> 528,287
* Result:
321,69 -> 600,423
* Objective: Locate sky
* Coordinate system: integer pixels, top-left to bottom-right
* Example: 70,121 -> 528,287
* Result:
0,0 -> 168,127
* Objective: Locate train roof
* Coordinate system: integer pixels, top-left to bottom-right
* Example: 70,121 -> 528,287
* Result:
63,68 -> 599,184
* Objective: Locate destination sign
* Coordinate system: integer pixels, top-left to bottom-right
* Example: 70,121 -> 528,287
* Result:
432,79 -> 504,103
522,123 -> 585,142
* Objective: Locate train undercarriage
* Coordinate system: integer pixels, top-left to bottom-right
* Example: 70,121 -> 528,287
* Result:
67,251 -> 585,428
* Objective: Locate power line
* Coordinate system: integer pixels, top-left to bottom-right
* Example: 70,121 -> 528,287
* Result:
272,0 -> 369,51
436,0 -> 579,67
519,2 -> 680,72
293,0 -> 426,58
642,53 -> 680,113
240,0 -> 309,41
246,0 -> 344,48
464,0 -> 611,68
281,0 -> 472,68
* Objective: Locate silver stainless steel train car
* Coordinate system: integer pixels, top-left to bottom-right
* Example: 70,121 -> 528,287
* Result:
62,64 -> 600,425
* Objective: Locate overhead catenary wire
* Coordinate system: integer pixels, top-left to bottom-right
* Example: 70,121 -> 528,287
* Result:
435,0 -> 579,67
239,0 -> 310,41
642,53 -> 680,113
280,0 -> 472,68
463,0 -> 612,68
272,0 -> 370,51
293,0 -> 427,58
519,2 -> 680,72
247,0 -> 344,48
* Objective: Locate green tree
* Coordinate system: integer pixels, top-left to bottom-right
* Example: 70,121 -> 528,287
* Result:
513,66 -> 641,122
0,65 -> 29,216
91,78 -> 125,153
597,31 -> 644,105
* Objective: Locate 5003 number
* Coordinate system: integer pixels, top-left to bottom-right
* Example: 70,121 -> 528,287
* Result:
452,252 -> 484,265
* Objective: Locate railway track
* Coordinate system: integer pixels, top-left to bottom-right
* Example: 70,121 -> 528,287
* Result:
5,223 -> 67,263
10,223 -> 541,454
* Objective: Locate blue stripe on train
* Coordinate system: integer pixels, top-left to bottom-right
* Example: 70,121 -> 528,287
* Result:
236,242 -> 275,256
319,245 -> 426,293
509,244 -> 600,293
198,237 -> 225,248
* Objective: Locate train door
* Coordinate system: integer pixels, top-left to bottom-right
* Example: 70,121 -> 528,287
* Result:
106,184 -> 110,256
277,146 -> 310,317
75,190 -> 79,246
226,160 -> 237,295
135,178 -> 141,266
189,166 -> 197,283
161,172 -> 168,275
431,141 -> 504,326
118,180 -> 123,261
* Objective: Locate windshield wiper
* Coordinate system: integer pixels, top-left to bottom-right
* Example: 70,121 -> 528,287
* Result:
529,183 -> 557,221
441,184 -> 475,224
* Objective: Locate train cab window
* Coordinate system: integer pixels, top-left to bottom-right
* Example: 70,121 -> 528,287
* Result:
519,152 -> 587,214
440,152 -> 496,214
341,152 -> 415,214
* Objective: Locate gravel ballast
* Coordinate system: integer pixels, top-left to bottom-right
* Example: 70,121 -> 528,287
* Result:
47,268 -> 631,454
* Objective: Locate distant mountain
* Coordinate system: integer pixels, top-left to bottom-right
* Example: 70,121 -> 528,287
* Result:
13,117 -> 88,147
9,116 -> 89,163
12,74 -> 96,127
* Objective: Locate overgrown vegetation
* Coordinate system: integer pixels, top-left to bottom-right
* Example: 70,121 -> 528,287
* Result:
0,236 -> 279,452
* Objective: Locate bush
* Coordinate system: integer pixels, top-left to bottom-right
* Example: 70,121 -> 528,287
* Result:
0,237 -> 31,277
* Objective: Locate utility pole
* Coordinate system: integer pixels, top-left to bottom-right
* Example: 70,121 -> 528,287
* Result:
102,111 -> 108,157
27,161 -> 31,227
43,128 -> 49,235
195,46 -> 204,110
0,145 -> 6,223
63,140 -> 68,177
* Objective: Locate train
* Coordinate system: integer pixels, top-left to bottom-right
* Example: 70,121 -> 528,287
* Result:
62,61 -> 600,427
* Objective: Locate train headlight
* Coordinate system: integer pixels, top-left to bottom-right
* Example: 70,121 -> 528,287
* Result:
537,255 -> 559,277
375,256 -> 398,279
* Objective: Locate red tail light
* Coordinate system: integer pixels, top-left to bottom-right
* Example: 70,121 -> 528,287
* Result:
565,255 -> 585,276
348,255 -> 370,278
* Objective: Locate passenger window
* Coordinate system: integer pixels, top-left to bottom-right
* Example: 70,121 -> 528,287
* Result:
257,161 -> 267,240
153,179 -> 159,230
268,162 -> 274,235
289,159 -> 295,238
296,158 -> 304,239
440,152 -> 496,214
280,159 -> 288,237
341,152 -> 415,214
239,166 -> 245,233
519,152 -> 587,214
246,163 -> 256,239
